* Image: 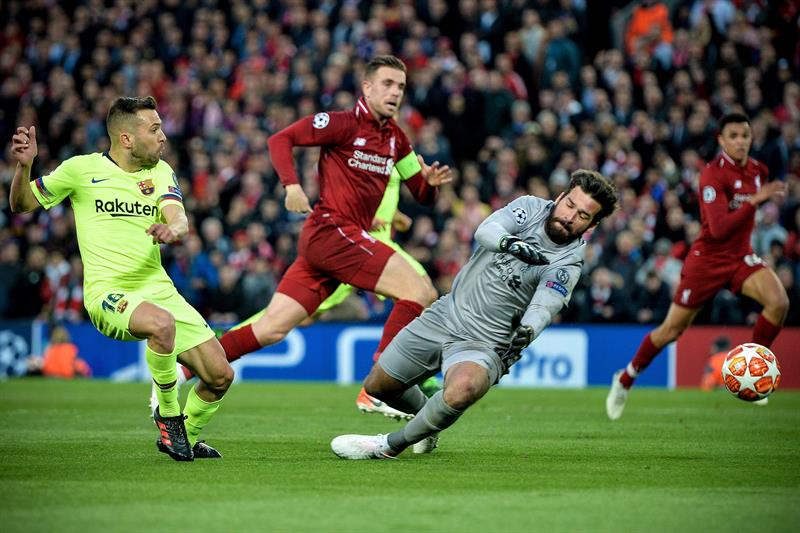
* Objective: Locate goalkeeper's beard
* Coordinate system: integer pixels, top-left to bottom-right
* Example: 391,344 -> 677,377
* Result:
544,214 -> 575,245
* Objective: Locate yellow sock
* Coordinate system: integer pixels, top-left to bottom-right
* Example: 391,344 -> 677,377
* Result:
184,385 -> 222,446
146,346 -> 180,417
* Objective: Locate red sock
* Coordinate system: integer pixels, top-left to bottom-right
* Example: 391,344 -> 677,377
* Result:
219,324 -> 262,363
373,300 -> 424,362
752,313 -> 781,348
620,333 -> 663,389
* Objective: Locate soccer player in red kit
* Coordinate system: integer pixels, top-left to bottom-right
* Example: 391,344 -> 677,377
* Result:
217,55 -> 452,399
606,112 -> 789,419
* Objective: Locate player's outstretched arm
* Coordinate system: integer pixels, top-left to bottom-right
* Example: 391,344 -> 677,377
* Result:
9,126 -> 42,213
146,203 -> 188,244
475,197 -> 532,253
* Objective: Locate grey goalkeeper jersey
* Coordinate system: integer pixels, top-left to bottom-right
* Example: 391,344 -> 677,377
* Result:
419,195 -> 584,347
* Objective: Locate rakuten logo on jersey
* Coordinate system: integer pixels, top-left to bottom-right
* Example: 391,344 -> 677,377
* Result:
95,199 -> 159,218
348,150 -> 394,175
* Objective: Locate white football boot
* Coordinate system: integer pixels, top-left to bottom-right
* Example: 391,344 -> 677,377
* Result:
412,434 -> 439,454
606,369 -> 629,420
331,434 -> 397,460
753,397 -> 769,406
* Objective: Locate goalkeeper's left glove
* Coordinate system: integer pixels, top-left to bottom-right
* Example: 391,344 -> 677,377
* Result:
495,324 -> 534,374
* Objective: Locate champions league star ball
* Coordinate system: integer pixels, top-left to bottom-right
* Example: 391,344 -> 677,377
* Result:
721,343 -> 781,401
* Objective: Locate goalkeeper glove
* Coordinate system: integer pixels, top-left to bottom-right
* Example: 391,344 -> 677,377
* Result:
495,324 -> 534,374
499,235 -> 549,265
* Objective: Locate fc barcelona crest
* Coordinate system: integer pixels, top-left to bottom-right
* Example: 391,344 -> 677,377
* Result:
138,179 -> 155,195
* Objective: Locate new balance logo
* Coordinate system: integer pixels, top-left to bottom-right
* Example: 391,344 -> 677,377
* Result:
91,178 -> 110,183
353,137 -> 367,146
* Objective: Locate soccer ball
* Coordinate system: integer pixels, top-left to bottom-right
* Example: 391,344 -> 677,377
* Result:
721,343 -> 781,401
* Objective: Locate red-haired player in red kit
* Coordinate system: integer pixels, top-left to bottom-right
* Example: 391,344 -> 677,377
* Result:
607,112 -> 789,419
217,55 -> 452,406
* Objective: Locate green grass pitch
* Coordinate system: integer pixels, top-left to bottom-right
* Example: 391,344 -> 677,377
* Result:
1,379 -> 798,532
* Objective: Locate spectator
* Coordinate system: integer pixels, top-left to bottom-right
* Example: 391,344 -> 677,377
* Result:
207,264 -> 247,324
0,241 -> 23,318
631,270 -> 672,324
603,229 -> 643,290
752,202 -> 788,257
541,18 -> 581,90
776,264 -> 800,326
636,237 -> 683,291
40,326 -> 91,379
581,266 -> 630,322
625,1 -> 674,70
168,234 -> 219,311
700,335 -> 731,391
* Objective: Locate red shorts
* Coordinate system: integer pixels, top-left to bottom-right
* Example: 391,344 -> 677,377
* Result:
276,214 -> 395,314
673,250 -> 766,308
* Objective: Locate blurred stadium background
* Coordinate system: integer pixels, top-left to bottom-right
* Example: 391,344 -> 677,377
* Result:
1,0 -> 799,383
2,2 -> 800,532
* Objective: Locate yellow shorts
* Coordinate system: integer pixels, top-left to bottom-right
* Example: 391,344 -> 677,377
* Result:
86,287 -> 215,356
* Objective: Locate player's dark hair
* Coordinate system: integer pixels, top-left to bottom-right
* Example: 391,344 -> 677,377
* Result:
107,96 -> 158,134
365,55 -> 407,78
565,169 -> 618,224
718,112 -> 750,133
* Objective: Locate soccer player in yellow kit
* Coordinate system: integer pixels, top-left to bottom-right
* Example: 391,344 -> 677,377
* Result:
9,96 -> 233,461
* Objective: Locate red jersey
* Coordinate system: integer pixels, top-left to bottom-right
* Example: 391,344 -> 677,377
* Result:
691,152 -> 769,258
267,97 -> 435,229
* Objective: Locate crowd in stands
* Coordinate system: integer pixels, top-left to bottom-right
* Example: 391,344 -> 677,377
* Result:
1,0 -> 799,328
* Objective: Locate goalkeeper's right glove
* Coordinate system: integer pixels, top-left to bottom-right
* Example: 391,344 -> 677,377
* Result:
499,235 -> 549,265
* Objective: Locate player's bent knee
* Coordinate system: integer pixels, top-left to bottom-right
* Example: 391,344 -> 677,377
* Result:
151,310 -> 175,333
207,364 -> 234,393
149,310 -> 176,351
442,387 -> 473,411
443,379 -> 484,411
774,291 -> 790,317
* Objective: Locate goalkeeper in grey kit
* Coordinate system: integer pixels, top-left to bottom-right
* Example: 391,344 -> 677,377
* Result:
332,169 -> 619,459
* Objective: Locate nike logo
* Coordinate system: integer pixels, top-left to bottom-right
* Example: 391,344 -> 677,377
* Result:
91,178 -> 110,183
